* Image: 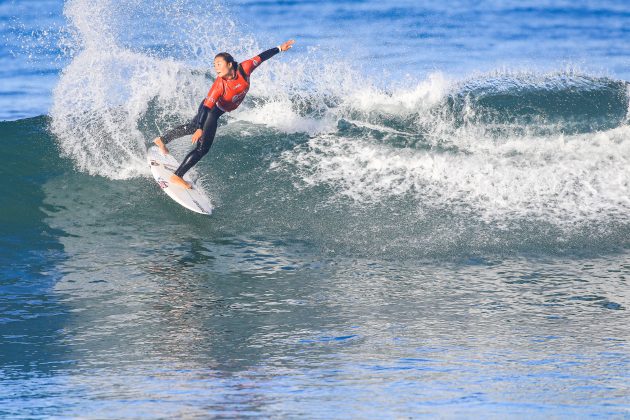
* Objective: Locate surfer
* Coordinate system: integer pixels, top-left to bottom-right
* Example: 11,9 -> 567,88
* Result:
152,39 -> 296,189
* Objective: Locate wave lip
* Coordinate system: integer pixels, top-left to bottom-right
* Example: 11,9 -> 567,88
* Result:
448,72 -> 629,136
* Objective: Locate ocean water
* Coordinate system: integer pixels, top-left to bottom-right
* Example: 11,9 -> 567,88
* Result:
2,0 -> 630,417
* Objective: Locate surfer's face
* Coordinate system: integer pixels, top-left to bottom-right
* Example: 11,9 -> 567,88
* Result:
214,57 -> 232,79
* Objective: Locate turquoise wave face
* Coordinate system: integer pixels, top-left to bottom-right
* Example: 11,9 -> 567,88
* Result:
0,116 -> 67,236
0,117 -> 68,375
448,74 -> 629,135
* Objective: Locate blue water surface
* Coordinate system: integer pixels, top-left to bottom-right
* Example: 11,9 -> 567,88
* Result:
1,0 -> 629,418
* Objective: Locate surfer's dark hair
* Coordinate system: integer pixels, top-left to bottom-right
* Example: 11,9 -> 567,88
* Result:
215,52 -> 237,69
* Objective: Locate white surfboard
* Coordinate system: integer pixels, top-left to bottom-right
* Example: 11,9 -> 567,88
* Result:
147,146 -> 213,215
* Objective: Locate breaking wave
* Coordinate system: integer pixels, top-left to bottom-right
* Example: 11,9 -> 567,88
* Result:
45,0 -> 630,248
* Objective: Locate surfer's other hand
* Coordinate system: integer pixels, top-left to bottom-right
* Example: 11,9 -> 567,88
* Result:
280,40 -> 295,51
192,129 -> 203,144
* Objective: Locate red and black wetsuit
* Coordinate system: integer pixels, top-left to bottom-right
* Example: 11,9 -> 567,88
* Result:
160,47 -> 281,178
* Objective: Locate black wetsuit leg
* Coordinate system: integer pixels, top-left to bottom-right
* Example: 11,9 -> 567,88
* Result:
161,101 -> 207,144
174,106 -> 225,177
161,121 -> 196,144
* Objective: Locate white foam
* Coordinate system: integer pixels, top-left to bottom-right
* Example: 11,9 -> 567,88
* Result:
346,72 -> 450,115
232,100 -> 337,135
278,125 -> 630,225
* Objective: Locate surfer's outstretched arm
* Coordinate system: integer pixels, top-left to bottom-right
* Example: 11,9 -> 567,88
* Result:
259,39 -> 295,62
241,40 -> 295,75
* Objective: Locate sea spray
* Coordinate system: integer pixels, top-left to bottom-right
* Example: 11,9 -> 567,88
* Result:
50,0 -> 256,179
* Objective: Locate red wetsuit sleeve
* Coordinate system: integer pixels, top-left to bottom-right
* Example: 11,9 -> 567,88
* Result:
241,47 -> 281,76
240,57 -> 260,77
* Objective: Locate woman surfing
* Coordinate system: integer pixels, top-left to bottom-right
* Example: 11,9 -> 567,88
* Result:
153,39 -> 295,189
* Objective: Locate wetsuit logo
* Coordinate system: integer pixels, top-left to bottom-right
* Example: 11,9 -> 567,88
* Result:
232,92 -> 246,103
157,178 -> 169,189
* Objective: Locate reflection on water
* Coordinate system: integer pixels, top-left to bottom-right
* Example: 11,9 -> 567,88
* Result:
2,173 -> 627,417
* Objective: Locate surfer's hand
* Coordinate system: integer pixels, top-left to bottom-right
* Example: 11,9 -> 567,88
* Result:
192,129 -> 203,144
280,40 -> 295,51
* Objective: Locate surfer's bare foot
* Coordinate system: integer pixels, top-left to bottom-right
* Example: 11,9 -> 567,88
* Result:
153,137 -> 169,155
170,174 -> 192,189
